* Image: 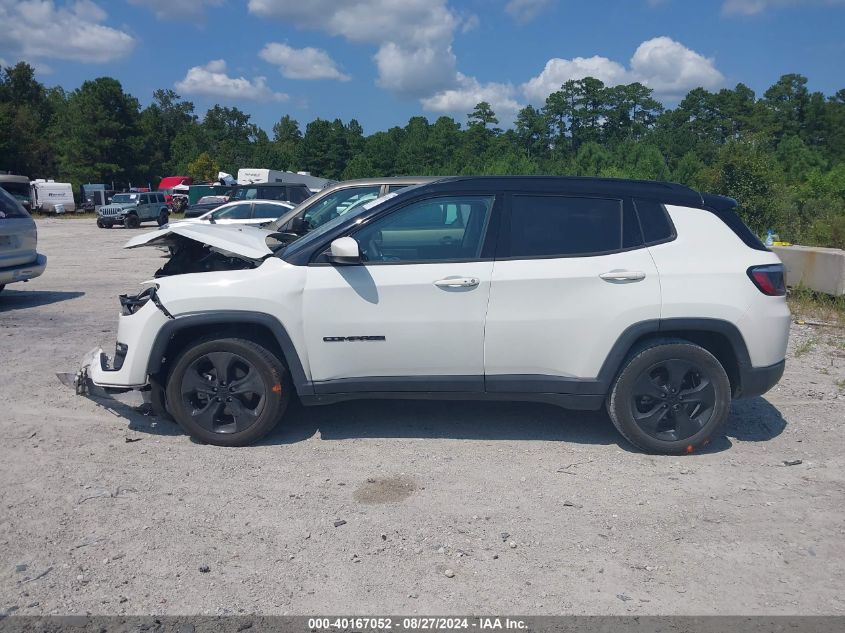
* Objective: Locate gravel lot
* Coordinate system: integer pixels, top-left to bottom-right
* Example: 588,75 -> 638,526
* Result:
1,219 -> 844,616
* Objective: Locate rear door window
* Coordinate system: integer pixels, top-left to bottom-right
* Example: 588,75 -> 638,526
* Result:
506,195 -> 624,258
288,187 -> 311,204
253,203 -> 286,219
258,187 -> 285,201
213,202 -> 253,220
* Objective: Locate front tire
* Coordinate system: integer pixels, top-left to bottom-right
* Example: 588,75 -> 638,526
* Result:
124,213 -> 140,229
607,340 -> 731,454
165,338 -> 290,446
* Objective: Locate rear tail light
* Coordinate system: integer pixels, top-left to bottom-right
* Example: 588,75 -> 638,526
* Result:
747,264 -> 786,296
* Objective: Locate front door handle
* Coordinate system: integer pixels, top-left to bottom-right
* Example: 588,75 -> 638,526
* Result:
434,277 -> 480,288
599,270 -> 646,281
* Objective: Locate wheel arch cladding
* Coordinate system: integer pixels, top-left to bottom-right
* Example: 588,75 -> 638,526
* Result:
145,311 -> 311,396
599,318 -> 750,398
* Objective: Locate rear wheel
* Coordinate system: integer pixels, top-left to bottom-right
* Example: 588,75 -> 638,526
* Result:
124,213 -> 140,229
165,338 -> 290,446
607,340 -> 731,454
0,285 -> 4,294
157,210 -> 169,226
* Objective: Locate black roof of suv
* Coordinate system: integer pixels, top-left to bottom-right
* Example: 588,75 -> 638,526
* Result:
279,176 -> 765,265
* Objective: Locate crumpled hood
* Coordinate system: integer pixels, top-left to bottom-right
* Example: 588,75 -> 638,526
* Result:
125,223 -> 275,261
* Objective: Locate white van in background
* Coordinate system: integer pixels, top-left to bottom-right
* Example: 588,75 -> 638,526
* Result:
31,180 -> 75,213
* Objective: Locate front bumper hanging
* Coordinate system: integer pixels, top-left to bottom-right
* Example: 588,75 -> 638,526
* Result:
56,348 -> 107,396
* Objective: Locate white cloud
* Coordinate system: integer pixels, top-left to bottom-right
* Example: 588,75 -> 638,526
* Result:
248,0 -> 460,97
374,42 -> 458,97
522,56 -> 629,102
421,74 -> 521,123
521,36 -> 724,102
505,0 -> 554,24
629,36 -> 724,99
722,0 -> 845,14
0,0 -> 135,63
175,59 -> 288,102
128,0 -> 224,19
259,43 -> 349,81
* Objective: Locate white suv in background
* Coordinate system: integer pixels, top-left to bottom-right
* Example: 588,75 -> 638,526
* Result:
0,187 -> 47,294
71,177 -> 790,454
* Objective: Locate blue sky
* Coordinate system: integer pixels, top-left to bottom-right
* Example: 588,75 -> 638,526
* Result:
1,0 -> 844,134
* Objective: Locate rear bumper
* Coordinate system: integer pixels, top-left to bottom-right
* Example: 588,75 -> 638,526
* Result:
736,360 -> 785,399
0,253 -> 47,285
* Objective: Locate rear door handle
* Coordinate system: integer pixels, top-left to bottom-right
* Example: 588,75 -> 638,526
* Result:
599,270 -> 646,281
434,277 -> 480,288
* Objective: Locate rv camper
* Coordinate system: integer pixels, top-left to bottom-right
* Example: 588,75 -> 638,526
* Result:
31,180 -> 75,213
236,168 -> 334,192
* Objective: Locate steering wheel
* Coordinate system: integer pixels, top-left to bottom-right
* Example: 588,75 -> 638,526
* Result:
365,231 -> 384,262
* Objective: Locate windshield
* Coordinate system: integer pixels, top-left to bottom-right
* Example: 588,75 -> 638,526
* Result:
279,192 -> 400,257
111,194 -> 138,203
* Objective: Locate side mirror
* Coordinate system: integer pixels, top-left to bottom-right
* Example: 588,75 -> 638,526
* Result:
328,237 -> 361,265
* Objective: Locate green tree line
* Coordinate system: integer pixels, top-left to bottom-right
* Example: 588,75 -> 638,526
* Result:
2,61 -> 845,246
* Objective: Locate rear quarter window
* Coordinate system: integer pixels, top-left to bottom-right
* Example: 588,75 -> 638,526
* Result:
633,199 -> 675,244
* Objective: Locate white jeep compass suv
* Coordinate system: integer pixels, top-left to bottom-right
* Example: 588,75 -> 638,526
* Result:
74,177 -> 790,454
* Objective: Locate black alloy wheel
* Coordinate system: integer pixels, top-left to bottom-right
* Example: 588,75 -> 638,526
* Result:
179,351 -> 266,435
165,338 -> 290,446
607,340 -> 731,454
629,358 -> 717,442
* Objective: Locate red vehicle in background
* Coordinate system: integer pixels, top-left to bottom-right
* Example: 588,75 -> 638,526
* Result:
157,176 -> 192,207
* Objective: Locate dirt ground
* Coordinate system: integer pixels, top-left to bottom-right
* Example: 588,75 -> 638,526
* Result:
1,219 -> 844,616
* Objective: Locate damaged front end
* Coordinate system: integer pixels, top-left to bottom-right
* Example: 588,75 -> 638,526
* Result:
58,283 -> 172,392
123,222 -> 293,277
152,236 -> 258,277
58,224 -> 295,412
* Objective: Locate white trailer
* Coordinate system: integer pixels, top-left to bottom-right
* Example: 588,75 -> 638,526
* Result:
31,180 -> 76,213
236,168 -> 334,192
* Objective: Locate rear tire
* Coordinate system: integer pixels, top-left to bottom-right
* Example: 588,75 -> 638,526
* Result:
157,210 -> 169,226
165,337 -> 290,446
607,340 -> 731,454
0,285 -> 4,294
124,213 -> 140,229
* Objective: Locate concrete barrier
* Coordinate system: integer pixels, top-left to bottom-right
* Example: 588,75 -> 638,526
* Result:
772,245 -> 845,296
